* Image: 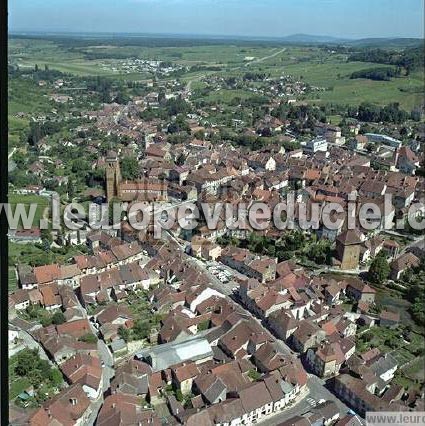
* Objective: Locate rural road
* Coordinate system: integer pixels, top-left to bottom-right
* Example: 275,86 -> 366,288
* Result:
8,147 -> 17,159
185,47 -> 287,91
185,72 -> 208,92
245,47 -> 287,66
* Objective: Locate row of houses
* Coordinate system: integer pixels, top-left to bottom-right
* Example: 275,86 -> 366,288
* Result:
17,241 -> 146,290
133,246 -> 312,424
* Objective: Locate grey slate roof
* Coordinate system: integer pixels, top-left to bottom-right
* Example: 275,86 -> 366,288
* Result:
370,354 -> 398,379
136,335 -> 213,371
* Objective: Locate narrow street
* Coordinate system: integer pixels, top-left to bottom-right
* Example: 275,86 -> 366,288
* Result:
73,292 -> 116,425
9,328 -> 52,364
258,375 -> 351,425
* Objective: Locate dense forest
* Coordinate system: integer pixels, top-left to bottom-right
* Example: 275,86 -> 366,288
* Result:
348,46 -> 424,74
349,102 -> 413,124
8,64 -> 68,82
350,66 -> 401,81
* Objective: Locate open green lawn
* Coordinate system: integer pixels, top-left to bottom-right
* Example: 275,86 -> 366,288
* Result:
8,115 -> 29,147
277,60 -> 423,110
8,194 -> 50,230
8,78 -> 53,115
16,59 -> 119,76
9,39 -> 277,76
9,266 -> 18,292
9,241 -> 87,268
202,88 -> 258,103
394,373 -> 417,390
240,46 -> 424,110
357,325 -> 401,353
328,115 -> 342,125
8,354 -> 31,400
9,243 -> 48,267
375,289 -> 423,333
403,357 -> 425,381
234,54 -> 416,110
9,349 -> 63,404
395,355 -> 425,390
9,377 -> 31,401
391,348 -> 415,365
90,45 -> 278,65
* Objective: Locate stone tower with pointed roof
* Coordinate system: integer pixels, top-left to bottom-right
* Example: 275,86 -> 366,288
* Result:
106,151 -> 121,202
336,230 -> 362,270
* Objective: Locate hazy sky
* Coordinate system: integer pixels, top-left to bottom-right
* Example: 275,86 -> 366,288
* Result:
9,0 -> 424,39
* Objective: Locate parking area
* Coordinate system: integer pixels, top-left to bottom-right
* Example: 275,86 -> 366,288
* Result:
207,264 -> 233,283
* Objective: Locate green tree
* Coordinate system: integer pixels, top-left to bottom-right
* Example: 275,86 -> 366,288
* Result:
368,254 -> 390,284
403,259 -> 425,326
306,240 -> 332,265
15,349 -> 38,376
193,129 -> 205,140
49,368 -> 63,386
114,91 -> 130,105
410,301 -> 425,327
79,333 -> 98,344
132,319 -> 150,340
51,311 -> 66,325
118,326 -> 130,342
384,337 -> 399,349
248,369 -> 261,381
71,159 -> 90,174
197,320 -> 210,331
41,228 -> 52,244
67,179 -> 75,200
120,157 -> 139,180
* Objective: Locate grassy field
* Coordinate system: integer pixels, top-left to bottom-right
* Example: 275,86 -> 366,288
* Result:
375,289 -> 421,331
395,355 -> 425,390
9,349 -> 63,404
403,357 -> 425,382
8,77 -> 54,155
9,352 -> 31,401
8,266 -> 18,292
9,78 -> 53,115
202,88 -> 259,103
9,38 -> 277,76
9,241 -> 87,269
328,115 -> 342,125
8,194 -> 50,229
8,115 -> 29,147
8,39 -> 423,110
391,347 -> 415,365
277,60 -> 423,110
81,44 -> 278,66
9,243 -> 48,267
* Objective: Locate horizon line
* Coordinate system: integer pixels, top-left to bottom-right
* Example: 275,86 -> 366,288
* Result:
8,30 -> 424,42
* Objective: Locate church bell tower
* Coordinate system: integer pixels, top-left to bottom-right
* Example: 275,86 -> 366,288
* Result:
106,151 -> 121,202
